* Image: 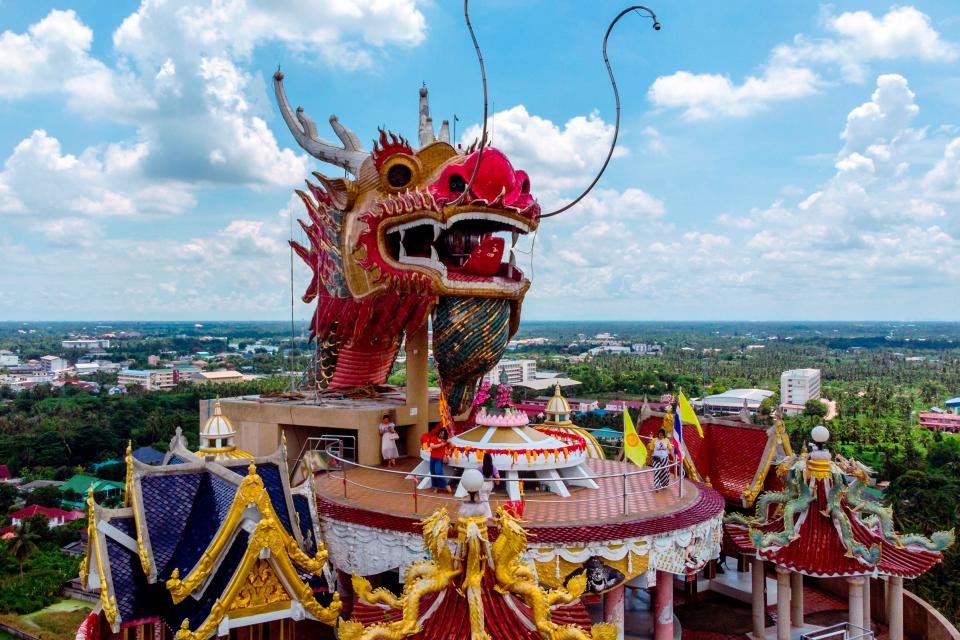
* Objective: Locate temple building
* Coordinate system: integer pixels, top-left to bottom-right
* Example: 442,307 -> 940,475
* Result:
724,427 -> 953,640
78,410 -> 340,640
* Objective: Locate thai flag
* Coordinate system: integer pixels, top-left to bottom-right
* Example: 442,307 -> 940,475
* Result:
672,408 -> 685,466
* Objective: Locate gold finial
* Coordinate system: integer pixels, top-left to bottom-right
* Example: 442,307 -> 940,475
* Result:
248,462 -> 257,476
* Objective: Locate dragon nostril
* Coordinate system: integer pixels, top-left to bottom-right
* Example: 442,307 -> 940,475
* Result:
520,178 -> 530,194
449,174 -> 466,194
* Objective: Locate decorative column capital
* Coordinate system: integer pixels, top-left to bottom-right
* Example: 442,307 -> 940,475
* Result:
775,565 -> 791,576
847,576 -> 866,586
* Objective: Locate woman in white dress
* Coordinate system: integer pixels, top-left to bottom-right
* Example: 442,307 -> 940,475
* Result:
648,428 -> 673,489
379,414 -> 400,467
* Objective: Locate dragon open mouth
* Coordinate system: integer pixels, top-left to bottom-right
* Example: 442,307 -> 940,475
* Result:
383,211 -> 530,286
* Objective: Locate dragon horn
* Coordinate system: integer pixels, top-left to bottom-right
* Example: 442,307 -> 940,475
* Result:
274,70 -> 369,176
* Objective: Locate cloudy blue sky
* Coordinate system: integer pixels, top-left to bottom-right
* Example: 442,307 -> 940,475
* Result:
1,1 -> 958,321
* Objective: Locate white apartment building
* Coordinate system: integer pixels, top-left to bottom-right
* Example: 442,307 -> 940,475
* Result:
0,350 -> 18,366
483,359 -> 537,385
62,338 -> 111,350
40,355 -> 69,373
781,368 -> 821,405
118,368 -> 181,391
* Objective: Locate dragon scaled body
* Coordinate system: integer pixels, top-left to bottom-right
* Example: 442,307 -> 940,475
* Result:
276,75 -> 538,410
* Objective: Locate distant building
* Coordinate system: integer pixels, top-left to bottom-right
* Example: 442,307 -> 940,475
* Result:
0,350 -> 18,366
147,355 -> 161,366
10,505 -> 84,528
117,367 -> 196,390
945,397 -> 960,415
588,345 -> 632,355
919,412 -> 960,433
631,343 -> 663,355
482,359 -> 537,385
189,370 -> 246,385
781,368 -> 821,405
62,338 -> 111,350
40,355 -> 69,373
702,388 -> 774,417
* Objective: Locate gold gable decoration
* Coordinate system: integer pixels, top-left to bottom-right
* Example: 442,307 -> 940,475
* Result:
166,463 -> 329,602
228,560 -> 291,616
172,465 -> 340,640
341,508 -> 616,640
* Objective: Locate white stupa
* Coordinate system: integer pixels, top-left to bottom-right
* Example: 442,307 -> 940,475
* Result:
413,378 -> 597,500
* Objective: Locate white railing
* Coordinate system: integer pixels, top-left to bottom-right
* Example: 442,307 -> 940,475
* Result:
801,623 -> 874,640
320,440 -> 686,516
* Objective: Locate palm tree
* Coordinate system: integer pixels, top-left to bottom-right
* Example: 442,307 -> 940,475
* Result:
11,521 -> 41,578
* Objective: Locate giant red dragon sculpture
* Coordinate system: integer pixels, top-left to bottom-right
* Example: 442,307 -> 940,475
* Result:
274,5 -> 658,415
275,75 -> 537,413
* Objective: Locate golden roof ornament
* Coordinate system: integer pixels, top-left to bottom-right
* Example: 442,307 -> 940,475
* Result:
198,399 -> 253,461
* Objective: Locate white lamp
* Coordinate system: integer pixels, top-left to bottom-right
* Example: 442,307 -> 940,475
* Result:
811,425 -> 830,444
461,469 -> 484,493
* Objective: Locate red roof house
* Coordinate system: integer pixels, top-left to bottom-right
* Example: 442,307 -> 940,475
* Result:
11,505 -> 85,528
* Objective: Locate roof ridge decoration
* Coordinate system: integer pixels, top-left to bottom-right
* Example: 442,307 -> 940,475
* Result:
165,463 -> 328,605
725,451 -> 954,578
741,420 -> 794,508
80,486 -> 119,629
342,507 -> 616,640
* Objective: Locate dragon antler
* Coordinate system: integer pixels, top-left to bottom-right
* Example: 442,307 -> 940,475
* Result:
273,70 -> 369,175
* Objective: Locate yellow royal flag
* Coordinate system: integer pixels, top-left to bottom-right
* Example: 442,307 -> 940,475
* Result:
622,406 -> 647,468
678,391 -> 704,437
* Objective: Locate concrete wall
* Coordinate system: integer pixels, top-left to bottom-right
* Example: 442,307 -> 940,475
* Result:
200,396 -> 441,467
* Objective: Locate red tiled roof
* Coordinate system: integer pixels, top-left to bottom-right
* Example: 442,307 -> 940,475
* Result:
725,478 -> 944,578
638,415 -> 774,504
317,484 -> 724,544
11,505 -> 84,521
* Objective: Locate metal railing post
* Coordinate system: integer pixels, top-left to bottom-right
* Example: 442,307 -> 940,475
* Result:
678,460 -> 684,498
413,483 -> 419,514
622,467 -> 628,514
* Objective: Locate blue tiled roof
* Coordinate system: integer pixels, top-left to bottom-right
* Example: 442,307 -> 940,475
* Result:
167,455 -> 190,465
105,517 -> 164,623
292,494 -> 316,555
166,530 -> 250,634
946,397 -> 960,406
140,472 -> 203,575
256,463 -> 294,537
162,474 -> 238,579
132,447 -> 166,465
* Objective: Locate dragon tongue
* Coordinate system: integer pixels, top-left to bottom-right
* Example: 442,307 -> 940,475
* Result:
460,236 -> 505,277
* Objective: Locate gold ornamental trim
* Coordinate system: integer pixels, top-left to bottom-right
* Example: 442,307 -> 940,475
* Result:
173,507 -> 341,640
166,463 -> 328,604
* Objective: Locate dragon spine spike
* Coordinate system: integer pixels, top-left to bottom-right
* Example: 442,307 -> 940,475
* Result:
273,71 -> 368,175
371,128 -> 413,169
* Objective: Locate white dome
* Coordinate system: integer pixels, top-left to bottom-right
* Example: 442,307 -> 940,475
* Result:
201,400 -> 236,438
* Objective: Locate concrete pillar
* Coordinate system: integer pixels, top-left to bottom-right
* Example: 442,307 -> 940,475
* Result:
862,577 -> 871,631
775,567 -> 791,640
848,576 -> 865,630
751,557 -> 766,640
887,576 -> 904,640
653,570 -> 674,640
790,571 -> 804,627
404,321 -> 430,453
603,584 -> 625,640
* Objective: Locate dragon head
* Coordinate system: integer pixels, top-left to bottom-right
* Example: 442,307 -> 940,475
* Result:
276,75 -> 537,410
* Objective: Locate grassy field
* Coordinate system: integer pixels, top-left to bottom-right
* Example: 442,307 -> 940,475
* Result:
0,599 -> 93,640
